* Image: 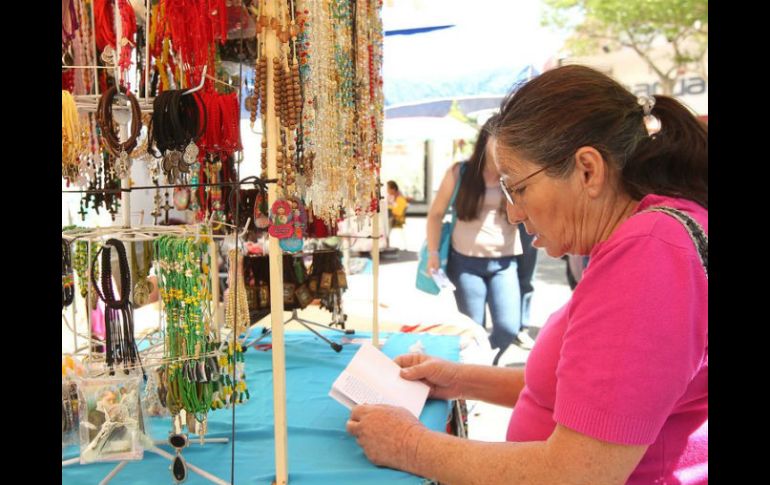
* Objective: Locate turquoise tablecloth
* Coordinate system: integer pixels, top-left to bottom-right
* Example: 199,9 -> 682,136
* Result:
63,331 -> 460,484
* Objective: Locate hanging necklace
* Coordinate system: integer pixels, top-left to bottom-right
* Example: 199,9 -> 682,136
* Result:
156,235 -> 216,433
131,241 -> 154,307
225,249 -> 250,331
96,86 -> 142,179
91,238 -> 144,376
62,239 -> 75,309
62,90 -> 83,184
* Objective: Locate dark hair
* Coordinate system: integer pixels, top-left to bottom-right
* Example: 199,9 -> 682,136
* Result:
455,114 -> 505,220
387,180 -> 399,192
490,65 -> 708,208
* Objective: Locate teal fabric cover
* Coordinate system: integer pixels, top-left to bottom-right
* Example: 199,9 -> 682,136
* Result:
63,331 -> 460,484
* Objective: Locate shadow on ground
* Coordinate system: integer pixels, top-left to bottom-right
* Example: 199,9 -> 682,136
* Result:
355,249 -> 419,264
534,252 -> 570,286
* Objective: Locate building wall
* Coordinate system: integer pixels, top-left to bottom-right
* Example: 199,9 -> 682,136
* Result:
557,43 -> 708,115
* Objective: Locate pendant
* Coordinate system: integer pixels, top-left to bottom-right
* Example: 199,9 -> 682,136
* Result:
100,45 -> 116,66
279,237 -> 303,253
183,141 -> 199,165
320,272 -> 333,291
336,269 -> 348,289
164,151 -> 182,184
133,278 -> 152,307
268,199 -> 294,239
254,193 -> 270,229
173,187 -> 191,211
295,283 -> 313,308
171,454 -> 187,483
283,283 -> 296,304
115,150 -> 131,179
258,282 -> 270,309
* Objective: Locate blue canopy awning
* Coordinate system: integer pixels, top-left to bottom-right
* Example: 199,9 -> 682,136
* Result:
383,25 -> 539,117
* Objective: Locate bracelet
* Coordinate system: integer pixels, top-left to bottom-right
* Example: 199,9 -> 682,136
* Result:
428,251 -> 439,257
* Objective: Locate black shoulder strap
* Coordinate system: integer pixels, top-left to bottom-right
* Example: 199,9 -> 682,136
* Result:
642,206 -> 708,278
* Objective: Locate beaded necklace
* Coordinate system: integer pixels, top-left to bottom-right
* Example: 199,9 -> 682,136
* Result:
62,90 -> 83,184
225,249 -> 250,330
93,0 -> 137,79
62,239 -> 75,309
62,0 -> 80,49
156,234 -> 216,430
290,0 -> 382,226
72,0 -> 96,95
73,239 -> 102,308
96,86 -> 142,179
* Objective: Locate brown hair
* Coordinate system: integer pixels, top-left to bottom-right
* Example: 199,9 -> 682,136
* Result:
490,65 -> 708,208
455,115 -> 505,220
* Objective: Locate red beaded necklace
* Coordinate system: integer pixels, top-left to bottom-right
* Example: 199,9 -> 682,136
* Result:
94,0 -> 136,75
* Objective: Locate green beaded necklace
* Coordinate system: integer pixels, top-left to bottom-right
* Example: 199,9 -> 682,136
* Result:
156,234 -> 216,426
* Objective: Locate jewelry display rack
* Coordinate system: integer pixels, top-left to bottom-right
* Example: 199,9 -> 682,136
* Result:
62,224 -> 234,485
62,1 -> 384,484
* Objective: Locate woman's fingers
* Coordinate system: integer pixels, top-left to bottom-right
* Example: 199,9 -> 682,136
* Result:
394,352 -> 427,368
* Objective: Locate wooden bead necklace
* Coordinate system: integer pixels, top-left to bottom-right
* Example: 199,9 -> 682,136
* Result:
96,86 -> 142,179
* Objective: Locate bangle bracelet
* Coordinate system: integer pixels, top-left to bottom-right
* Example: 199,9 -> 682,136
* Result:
428,251 -> 439,256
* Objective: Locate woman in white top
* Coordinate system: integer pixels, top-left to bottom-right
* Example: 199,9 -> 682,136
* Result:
426,115 -> 524,364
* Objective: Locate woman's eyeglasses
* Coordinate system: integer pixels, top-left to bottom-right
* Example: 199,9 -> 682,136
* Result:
499,164 -> 552,206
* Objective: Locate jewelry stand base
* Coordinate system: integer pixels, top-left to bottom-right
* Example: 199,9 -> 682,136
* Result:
62,437 -> 231,485
147,445 -> 229,485
250,309 -> 354,352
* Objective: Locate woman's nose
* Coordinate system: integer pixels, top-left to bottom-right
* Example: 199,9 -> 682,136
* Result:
506,203 -> 526,225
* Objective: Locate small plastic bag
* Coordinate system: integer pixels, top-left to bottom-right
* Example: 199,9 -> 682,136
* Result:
141,368 -> 170,418
77,375 -> 144,464
62,380 -> 79,448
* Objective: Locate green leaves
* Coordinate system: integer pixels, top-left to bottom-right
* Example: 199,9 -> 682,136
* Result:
542,0 -> 708,94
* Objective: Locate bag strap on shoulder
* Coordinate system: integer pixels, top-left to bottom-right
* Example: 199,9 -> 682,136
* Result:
642,206 -> 708,278
446,162 -> 466,219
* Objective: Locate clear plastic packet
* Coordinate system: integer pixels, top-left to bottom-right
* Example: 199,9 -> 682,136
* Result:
62,380 -> 80,448
77,375 -> 144,464
142,367 -> 170,418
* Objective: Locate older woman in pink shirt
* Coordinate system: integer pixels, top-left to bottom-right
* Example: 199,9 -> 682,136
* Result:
346,65 -> 708,485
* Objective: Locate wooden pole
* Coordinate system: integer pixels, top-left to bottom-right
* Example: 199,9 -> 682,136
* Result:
265,0 -> 289,482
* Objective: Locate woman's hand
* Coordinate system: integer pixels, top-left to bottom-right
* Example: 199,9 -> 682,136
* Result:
346,404 -> 427,471
426,252 -> 440,274
395,353 -> 463,400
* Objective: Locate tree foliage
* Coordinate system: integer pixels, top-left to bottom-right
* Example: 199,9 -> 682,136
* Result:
542,0 -> 708,94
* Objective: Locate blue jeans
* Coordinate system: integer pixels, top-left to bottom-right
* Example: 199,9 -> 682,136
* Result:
516,224 -> 538,329
446,248 -> 522,350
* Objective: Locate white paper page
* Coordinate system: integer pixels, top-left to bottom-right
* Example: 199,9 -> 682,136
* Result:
330,343 -> 430,418
330,372 -> 389,407
328,385 -> 358,410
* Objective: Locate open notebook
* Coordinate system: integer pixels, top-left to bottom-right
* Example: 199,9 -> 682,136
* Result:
329,343 -> 430,418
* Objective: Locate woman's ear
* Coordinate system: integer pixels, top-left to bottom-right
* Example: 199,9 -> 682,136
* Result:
573,146 -> 608,198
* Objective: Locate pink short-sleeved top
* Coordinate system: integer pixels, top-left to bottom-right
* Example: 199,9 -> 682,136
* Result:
506,194 -> 708,484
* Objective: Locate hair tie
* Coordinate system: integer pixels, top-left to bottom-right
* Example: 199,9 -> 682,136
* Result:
637,95 -> 660,137
638,95 -> 656,116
